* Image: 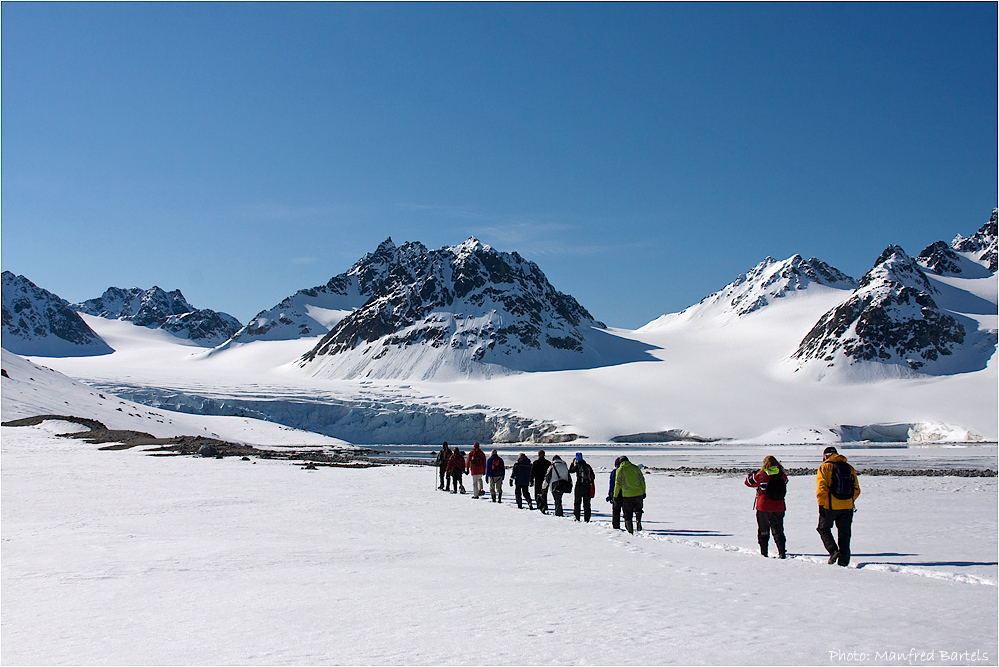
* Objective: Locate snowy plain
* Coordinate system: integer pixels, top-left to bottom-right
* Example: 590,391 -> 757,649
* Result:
2,420 -> 996,666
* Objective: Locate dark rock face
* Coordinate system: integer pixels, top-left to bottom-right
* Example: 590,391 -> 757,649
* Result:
917,241 -> 965,275
75,286 -> 240,346
951,208 -> 997,272
1,271 -> 113,357
794,246 -> 966,371
299,237 -> 604,375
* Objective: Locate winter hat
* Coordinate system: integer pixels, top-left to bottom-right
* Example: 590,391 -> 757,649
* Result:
823,446 -> 838,458
614,457 -> 622,466
575,452 -> 583,461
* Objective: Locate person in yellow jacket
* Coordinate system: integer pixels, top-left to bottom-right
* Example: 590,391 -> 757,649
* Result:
816,446 -> 861,567
613,456 -> 646,534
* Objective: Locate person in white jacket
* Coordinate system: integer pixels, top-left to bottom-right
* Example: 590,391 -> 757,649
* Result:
544,455 -> 571,517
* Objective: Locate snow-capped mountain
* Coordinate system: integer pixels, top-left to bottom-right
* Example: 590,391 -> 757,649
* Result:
75,287 -> 241,346
1,272 -> 113,357
951,208 -> 997,272
225,239 -> 400,344
917,208 -> 997,277
792,245 -> 989,377
641,254 -> 857,330
298,237 -> 634,380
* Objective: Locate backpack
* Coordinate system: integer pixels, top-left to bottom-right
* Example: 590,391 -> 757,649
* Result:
764,471 -> 786,500
471,449 -> 486,467
829,461 -> 855,500
489,457 -> 503,473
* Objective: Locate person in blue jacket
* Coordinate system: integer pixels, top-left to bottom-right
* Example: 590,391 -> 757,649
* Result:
508,453 -> 534,510
606,457 -> 623,530
485,449 -> 506,503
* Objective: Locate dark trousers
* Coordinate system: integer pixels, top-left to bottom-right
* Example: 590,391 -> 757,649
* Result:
534,485 -> 548,513
573,485 -> 591,521
514,484 -> 533,509
756,510 -> 786,556
621,496 -> 643,522
817,507 -> 853,566
439,466 -> 448,490
449,471 -> 465,493
552,491 -> 565,516
611,498 -> 622,529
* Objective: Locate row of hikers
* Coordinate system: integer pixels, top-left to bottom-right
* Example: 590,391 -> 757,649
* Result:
434,443 -> 648,534
437,443 -> 861,566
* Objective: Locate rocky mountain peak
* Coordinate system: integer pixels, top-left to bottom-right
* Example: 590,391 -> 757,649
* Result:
951,208 -> 997,272
862,245 -> 936,294
664,254 -> 858,322
793,245 -> 965,374
1,272 -> 113,357
297,238 -> 607,379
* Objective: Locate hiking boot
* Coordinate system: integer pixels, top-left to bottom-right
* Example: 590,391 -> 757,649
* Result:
635,518 -> 642,531
778,550 -> 787,559
827,550 -> 839,565
760,545 -> 769,557
625,519 -> 634,534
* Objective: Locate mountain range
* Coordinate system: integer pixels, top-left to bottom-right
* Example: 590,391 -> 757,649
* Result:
2,209 -> 996,383
1,209 -> 995,444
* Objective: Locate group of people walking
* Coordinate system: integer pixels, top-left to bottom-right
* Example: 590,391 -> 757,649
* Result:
434,443 -> 647,533
435,442 -> 861,560
745,446 -> 861,566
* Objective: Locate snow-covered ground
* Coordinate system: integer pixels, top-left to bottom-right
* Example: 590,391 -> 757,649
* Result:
2,422 -> 996,665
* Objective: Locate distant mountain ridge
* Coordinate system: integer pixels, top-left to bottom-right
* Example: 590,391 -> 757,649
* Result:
75,286 -> 241,346
641,254 -> 858,329
1,272 -> 113,357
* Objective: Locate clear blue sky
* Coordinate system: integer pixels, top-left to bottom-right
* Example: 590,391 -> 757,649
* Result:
2,2 -> 996,329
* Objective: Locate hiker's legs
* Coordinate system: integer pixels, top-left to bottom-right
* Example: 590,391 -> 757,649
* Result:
757,511 -> 773,555
834,510 -> 853,566
816,507 -> 838,554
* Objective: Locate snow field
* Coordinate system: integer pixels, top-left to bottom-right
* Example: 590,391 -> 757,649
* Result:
2,425 -> 996,666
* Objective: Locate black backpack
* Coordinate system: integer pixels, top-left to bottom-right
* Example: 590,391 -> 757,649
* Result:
829,462 -> 855,500
764,472 -> 786,500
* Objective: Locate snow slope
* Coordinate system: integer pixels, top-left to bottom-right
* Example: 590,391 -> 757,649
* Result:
1,347 -> 350,449
22,292 -> 998,444
2,424 -> 996,665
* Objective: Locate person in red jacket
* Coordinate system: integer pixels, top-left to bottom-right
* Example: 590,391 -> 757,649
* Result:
466,443 -> 487,499
745,455 -> 788,559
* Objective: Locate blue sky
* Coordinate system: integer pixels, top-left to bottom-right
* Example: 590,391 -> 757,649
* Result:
2,2 -> 996,329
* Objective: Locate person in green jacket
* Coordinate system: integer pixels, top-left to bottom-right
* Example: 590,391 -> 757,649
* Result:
613,456 -> 647,534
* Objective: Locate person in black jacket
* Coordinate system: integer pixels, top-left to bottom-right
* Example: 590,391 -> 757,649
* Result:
531,450 -> 552,514
434,442 -> 451,491
508,453 -> 534,509
568,452 -> 595,522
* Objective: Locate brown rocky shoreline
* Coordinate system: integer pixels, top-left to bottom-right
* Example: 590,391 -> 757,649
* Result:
0,414 -> 427,468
